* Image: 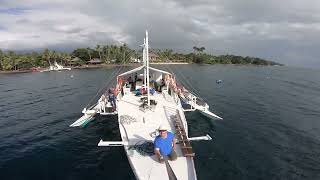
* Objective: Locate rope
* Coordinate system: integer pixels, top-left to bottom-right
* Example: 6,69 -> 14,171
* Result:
85,48 -> 141,109
84,65 -> 125,109
160,54 -> 208,102
170,65 -> 208,102
128,141 -> 155,156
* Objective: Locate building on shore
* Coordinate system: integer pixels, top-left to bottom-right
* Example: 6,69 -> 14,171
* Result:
130,57 -> 141,63
67,57 -> 83,66
87,58 -> 103,65
149,52 -> 159,62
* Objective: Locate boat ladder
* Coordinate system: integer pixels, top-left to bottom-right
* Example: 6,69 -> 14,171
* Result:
173,110 -> 195,157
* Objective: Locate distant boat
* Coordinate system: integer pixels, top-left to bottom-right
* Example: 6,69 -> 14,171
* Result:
40,61 -> 71,72
216,80 -> 223,84
70,31 -> 222,180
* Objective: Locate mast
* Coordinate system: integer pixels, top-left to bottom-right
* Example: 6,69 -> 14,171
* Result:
143,38 -> 146,90
146,30 -> 150,106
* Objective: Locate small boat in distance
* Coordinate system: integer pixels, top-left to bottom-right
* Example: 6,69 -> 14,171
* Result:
40,61 -> 71,72
70,31 -> 222,179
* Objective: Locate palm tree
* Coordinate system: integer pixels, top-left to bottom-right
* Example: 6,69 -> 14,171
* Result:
199,47 -> 205,53
0,49 -> 3,70
192,46 -> 198,62
102,45 -> 108,62
86,48 -> 92,60
164,49 -> 173,61
29,52 -> 39,67
193,46 -> 205,54
96,44 -> 102,60
61,53 -> 71,66
8,51 -> 17,70
193,46 -> 199,54
50,51 -> 58,64
42,49 -> 52,66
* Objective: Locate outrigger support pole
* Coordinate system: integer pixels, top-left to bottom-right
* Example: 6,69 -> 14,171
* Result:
98,140 -> 129,146
98,134 -> 213,147
188,134 -> 212,141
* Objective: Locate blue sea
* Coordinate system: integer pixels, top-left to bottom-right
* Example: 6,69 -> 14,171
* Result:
0,65 -> 319,180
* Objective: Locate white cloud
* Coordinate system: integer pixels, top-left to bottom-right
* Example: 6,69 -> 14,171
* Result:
0,1 -> 129,49
0,0 -> 319,67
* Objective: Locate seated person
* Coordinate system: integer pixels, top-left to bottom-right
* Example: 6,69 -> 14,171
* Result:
127,76 -> 132,84
160,79 -> 165,91
150,88 -> 156,95
141,88 -> 147,95
154,125 -> 177,163
135,90 -> 142,96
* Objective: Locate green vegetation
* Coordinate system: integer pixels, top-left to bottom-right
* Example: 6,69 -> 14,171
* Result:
71,44 -> 136,64
0,45 -> 282,71
155,46 -> 282,66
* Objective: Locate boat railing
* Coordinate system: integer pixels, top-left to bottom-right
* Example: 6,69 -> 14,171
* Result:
175,109 -> 189,138
173,92 -> 179,105
86,102 -> 98,111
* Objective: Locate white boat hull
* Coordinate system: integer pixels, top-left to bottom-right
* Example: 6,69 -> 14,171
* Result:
117,91 -> 197,180
69,114 -> 95,127
70,106 -> 99,127
72,31 -> 222,180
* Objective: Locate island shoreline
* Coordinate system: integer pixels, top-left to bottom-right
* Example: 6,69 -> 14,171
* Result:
0,62 -> 285,74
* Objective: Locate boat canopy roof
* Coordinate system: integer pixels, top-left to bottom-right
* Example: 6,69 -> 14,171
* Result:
149,66 -> 172,75
117,65 -> 171,77
118,65 -> 144,77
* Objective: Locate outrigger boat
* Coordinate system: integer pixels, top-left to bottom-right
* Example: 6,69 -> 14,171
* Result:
70,31 -> 222,179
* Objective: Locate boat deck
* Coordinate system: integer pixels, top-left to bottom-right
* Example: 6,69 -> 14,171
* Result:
117,90 -> 197,180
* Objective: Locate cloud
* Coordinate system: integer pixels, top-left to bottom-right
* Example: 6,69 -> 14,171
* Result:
0,7 -> 32,15
0,0 -> 319,67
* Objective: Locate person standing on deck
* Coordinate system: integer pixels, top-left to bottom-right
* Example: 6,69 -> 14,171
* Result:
108,88 -> 116,111
99,94 -> 107,113
134,73 -> 138,82
160,78 -> 165,92
127,76 -> 132,84
127,76 -> 134,91
154,125 -> 177,163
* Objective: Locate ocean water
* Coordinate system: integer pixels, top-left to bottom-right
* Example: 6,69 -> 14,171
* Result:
0,65 -> 319,180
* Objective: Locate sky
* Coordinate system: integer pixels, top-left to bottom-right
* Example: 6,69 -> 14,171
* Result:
0,0 -> 319,67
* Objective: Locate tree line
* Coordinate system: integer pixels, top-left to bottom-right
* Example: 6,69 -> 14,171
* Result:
0,44 -> 137,71
155,46 -> 282,65
0,45 -> 282,71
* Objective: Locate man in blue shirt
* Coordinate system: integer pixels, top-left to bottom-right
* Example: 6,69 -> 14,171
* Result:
154,125 -> 177,163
